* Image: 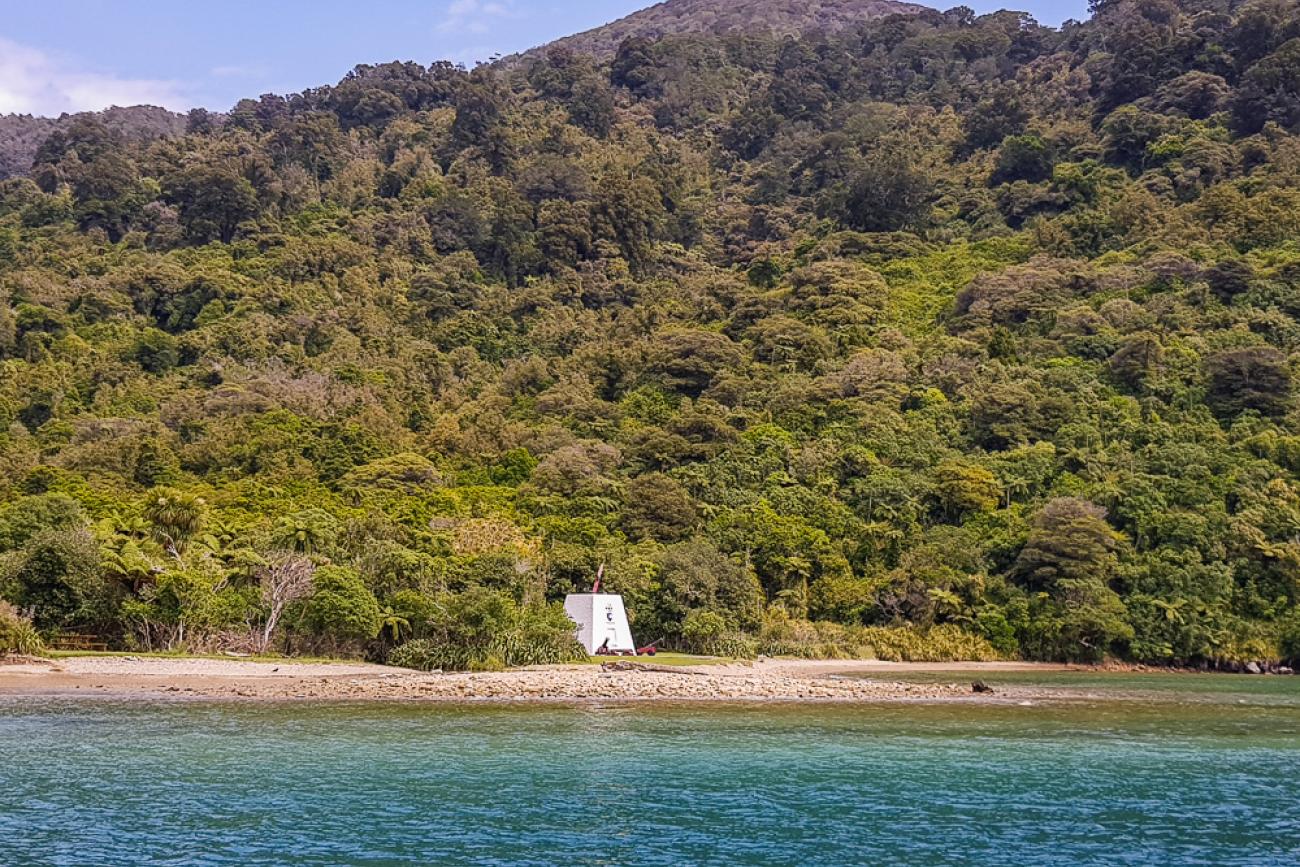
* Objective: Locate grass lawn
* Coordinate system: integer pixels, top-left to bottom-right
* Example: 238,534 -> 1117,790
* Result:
45,650 -> 366,665
580,652 -> 728,667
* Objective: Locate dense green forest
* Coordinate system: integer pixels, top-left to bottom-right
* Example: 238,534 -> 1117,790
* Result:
3,0 -> 1300,669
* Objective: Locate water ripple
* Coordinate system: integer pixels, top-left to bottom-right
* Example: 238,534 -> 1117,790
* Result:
1,699 -> 1298,865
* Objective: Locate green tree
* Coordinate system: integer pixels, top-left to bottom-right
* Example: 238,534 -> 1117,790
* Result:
1013,498 -> 1132,661
271,509 -> 339,556
301,566 -> 382,646
144,488 -> 206,558
164,164 -> 259,244
1,528 -> 102,630
932,461 -> 1001,520
820,149 -> 933,232
622,474 -> 698,542
1205,347 -> 1292,419
1233,38 -> 1300,134
992,135 -> 1053,184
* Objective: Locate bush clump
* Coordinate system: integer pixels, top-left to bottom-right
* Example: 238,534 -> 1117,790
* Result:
856,624 -> 1002,663
757,616 -> 869,659
1281,616 -> 1300,666
756,614 -> 1000,662
388,589 -> 585,671
0,601 -> 45,656
680,609 -> 759,658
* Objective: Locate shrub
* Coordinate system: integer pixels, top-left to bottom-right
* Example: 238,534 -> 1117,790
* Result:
1215,619 -> 1284,667
681,609 -> 724,646
757,615 -> 867,659
856,624 -> 1002,663
0,601 -> 45,656
388,589 -> 585,671
754,613 -> 1001,662
1281,615 -> 1300,665
388,639 -> 447,671
974,606 -> 1021,657
1,527 -> 103,631
300,566 -> 382,644
680,609 -> 758,658
119,566 -> 257,653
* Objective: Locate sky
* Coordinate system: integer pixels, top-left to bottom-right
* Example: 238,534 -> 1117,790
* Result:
0,1 -> 1092,117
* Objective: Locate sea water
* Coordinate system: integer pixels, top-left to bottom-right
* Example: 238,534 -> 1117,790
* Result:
2,676 -> 1299,865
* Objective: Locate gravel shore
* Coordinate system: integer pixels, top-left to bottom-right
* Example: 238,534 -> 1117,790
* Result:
0,655 -> 1073,703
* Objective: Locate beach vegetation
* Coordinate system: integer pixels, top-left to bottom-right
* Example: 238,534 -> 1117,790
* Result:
0,600 -> 45,656
387,589 -> 585,671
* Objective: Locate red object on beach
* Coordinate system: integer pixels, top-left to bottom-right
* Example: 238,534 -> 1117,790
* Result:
636,639 -> 662,656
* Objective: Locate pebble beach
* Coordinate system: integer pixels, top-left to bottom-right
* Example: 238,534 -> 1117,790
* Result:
0,655 -> 1076,703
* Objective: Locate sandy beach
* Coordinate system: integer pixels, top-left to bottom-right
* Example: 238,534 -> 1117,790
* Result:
0,655 -> 1087,703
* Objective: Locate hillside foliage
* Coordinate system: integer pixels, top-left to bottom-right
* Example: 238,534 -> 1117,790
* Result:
512,0 -> 924,62
3,0 -> 1300,665
0,107 -> 187,182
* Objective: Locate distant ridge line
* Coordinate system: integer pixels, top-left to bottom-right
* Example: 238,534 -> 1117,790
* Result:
506,0 -> 928,64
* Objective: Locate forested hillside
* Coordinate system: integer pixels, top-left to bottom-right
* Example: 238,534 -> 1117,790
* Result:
0,107 -> 186,181
511,0 -> 924,62
4,0 -> 1300,668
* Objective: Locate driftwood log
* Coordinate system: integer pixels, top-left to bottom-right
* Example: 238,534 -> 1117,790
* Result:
600,661 -> 707,675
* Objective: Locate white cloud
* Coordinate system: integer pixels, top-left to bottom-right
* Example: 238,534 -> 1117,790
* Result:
438,0 -> 523,35
0,36 -> 190,116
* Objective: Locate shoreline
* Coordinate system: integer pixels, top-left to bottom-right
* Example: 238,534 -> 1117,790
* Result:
0,655 -> 1258,705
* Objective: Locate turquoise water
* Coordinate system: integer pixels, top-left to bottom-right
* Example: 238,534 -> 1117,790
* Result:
2,693 -> 1299,865
845,669 -> 1300,705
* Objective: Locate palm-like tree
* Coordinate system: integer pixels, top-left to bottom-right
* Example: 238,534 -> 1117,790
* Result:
1151,598 -> 1186,625
271,509 -> 338,555
96,511 -> 151,540
927,587 -> 969,623
379,607 -> 411,644
143,488 -> 206,558
100,539 -> 161,595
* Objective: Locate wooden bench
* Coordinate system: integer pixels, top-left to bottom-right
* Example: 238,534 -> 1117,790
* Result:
50,634 -> 110,652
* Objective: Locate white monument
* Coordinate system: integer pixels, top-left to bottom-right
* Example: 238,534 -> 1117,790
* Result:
564,593 -> 636,655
